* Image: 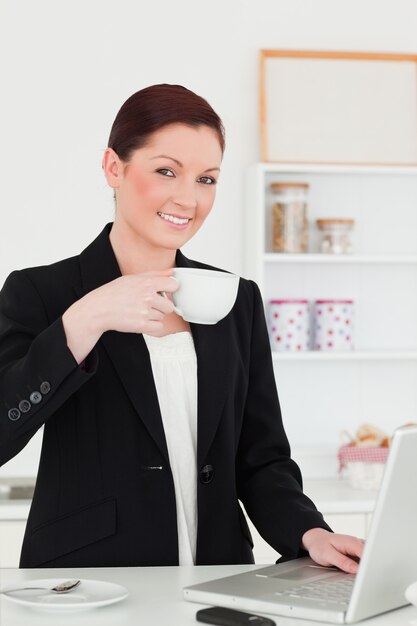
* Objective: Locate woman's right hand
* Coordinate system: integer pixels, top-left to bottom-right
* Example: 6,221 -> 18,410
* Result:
62,270 -> 178,364
91,271 -> 178,335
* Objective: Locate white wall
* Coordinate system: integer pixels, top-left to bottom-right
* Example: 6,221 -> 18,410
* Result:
1,0 -> 417,476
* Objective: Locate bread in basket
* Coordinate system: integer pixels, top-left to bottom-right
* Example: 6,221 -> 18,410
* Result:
338,424 -> 389,490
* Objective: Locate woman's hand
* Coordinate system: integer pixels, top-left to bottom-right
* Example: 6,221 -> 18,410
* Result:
90,271 -> 178,336
62,270 -> 178,364
301,527 -> 364,574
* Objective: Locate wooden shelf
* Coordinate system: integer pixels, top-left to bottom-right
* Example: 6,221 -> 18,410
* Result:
263,253 -> 417,264
272,351 -> 417,362
255,162 -> 417,175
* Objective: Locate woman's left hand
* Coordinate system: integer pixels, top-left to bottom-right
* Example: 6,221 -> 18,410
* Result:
301,528 -> 365,574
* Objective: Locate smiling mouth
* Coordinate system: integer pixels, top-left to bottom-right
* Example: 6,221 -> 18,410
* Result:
157,211 -> 191,225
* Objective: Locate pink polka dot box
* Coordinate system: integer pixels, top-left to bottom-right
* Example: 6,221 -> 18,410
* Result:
314,299 -> 354,351
268,299 -> 310,352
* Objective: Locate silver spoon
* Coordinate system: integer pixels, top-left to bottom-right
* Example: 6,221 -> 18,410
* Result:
0,579 -> 81,594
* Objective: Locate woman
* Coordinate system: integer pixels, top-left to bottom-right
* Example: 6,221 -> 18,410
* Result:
0,84 -> 362,570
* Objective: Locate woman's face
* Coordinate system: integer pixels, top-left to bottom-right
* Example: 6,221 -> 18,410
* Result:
103,123 -> 223,251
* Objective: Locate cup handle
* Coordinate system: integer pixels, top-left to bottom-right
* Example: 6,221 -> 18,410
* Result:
158,291 -> 183,318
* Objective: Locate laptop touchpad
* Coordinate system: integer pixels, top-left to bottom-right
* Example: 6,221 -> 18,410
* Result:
270,566 -> 338,581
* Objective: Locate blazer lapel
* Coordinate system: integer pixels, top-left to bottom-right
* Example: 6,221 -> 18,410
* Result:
192,321 -> 231,468
175,251 -> 232,467
100,330 -> 170,465
75,223 -> 169,464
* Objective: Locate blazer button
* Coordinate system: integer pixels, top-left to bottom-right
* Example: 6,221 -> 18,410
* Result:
40,381 -> 51,395
29,391 -> 42,404
8,408 -> 21,421
199,464 -> 214,485
18,399 -> 31,413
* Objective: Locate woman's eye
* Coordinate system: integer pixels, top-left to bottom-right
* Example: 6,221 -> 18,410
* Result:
157,168 -> 175,177
198,176 -> 217,185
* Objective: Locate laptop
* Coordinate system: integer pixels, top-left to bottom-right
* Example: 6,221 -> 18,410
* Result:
184,425 -> 417,623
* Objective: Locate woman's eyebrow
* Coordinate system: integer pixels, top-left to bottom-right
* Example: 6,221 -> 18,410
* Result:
150,154 -> 220,173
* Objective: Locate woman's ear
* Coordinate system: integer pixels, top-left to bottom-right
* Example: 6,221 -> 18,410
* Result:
102,147 -> 124,189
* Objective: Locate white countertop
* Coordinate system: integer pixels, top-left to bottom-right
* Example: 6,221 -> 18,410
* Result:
304,478 -> 378,514
0,564 -> 415,625
0,478 -> 378,521
0,476 -> 34,520
0,500 -> 30,521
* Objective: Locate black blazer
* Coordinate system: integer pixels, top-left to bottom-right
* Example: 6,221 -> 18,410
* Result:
0,223 -> 330,568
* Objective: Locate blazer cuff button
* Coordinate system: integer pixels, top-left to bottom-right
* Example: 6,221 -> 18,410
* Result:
18,400 -> 31,413
8,408 -> 21,421
30,391 -> 42,404
40,381 -> 51,395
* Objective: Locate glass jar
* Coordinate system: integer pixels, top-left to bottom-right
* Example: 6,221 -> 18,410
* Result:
271,183 -> 309,253
316,218 -> 355,254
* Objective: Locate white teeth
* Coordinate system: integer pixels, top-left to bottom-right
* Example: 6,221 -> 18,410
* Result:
158,212 -> 190,225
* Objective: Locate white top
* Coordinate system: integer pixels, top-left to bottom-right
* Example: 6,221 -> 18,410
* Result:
143,331 -> 198,565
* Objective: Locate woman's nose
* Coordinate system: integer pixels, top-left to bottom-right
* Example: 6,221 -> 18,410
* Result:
172,182 -> 198,210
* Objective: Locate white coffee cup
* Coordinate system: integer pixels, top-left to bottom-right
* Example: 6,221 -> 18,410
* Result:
165,267 -> 239,324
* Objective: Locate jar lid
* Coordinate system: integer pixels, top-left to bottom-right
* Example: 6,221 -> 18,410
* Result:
271,182 -> 309,189
316,218 -> 355,225
270,299 -> 309,304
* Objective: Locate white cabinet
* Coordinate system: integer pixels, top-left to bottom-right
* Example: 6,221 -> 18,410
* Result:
322,514 -> 367,539
0,500 -> 30,568
248,518 -> 281,564
0,521 -> 25,568
245,163 -> 417,460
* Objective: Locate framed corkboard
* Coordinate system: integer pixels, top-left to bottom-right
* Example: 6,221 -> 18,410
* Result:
259,50 -> 417,165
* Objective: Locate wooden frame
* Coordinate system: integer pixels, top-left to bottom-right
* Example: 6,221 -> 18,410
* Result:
259,50 -> 417,165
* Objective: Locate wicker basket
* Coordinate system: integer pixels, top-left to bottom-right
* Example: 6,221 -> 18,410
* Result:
338,444 -> 389,490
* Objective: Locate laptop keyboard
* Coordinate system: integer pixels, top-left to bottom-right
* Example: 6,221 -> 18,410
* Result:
275,577 -> 355,606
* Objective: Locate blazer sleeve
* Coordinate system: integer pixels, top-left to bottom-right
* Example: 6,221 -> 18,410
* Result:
236,280 -> 331,560
0,270 -> 98,466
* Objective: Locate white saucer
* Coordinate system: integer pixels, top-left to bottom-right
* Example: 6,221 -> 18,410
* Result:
405,580 -> 417,607
1,578 -> 129,612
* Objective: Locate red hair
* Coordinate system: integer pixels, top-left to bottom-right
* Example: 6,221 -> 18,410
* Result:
107,84 -> 225,161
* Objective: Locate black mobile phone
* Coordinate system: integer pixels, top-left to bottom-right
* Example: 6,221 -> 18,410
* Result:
196,606 -> 276,626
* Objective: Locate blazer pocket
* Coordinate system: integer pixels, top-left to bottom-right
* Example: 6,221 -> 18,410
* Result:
29,496 -> 116,565
238,505 -> 254,549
